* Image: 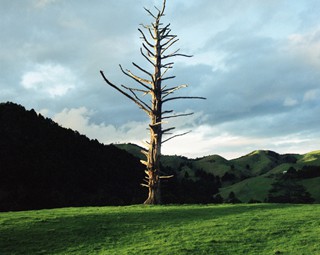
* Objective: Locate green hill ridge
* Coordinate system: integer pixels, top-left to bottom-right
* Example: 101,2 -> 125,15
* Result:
116,144 -> 320,203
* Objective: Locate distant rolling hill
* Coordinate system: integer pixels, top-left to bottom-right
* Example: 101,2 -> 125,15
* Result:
116,143 -> 320,203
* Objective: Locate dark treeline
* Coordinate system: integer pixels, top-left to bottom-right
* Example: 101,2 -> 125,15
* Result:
266,167 -> 316,203
0,102 -> 221,211
161,167 -> 220,204
0,102 -> 146,211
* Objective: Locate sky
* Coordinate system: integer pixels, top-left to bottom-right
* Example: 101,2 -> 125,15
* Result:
1,0 -> 320,159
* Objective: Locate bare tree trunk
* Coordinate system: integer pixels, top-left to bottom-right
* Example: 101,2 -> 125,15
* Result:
100,0 -> 205,205
144,23 -> 163,204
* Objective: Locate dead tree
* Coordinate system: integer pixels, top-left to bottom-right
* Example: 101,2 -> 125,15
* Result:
100,0 -> 205,204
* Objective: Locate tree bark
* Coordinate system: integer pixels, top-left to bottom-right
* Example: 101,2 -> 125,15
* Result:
144,16 -> 163,204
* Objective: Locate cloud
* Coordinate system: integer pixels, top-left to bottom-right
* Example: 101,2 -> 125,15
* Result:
160,122 -> 320,159
52,107 -> 149,145
52,107 -> 209,155
303,89 -> 320,102
287,27 -> 320,69
33,0 -> 59,8
21,63 -> 76,97
52,105 -> 317,160
283,97 -> 298,107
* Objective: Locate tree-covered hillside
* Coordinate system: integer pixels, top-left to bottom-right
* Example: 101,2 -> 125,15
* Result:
0,102 -> 220,211
0,102 -> 145,211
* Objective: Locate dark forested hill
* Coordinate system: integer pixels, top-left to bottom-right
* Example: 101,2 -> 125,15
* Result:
0,102 -> 145,211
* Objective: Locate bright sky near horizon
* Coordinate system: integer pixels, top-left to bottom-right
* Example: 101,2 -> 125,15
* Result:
1,0 -> 320,159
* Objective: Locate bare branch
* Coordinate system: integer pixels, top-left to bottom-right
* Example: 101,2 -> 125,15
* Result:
163,31 -> 175,40
161,62 -> 174,68
149,121 -> 167,127
140,23 -> 151,29
162,84 -> 187,96
163,50 -> 193,59
121,84 -> 150,95
161,29 -> 173,40
142,43 -> 155,58
171,53 -> 193,58
162,112 -> 194,120
100,70 -> 151,115
159,0 -> 166,17
138,28 -> 154,48
163,96 -> 206,103
160,65 -> 172,78
154,5 -> 161,14
162,110 -> 173,115
144,7 -> 157,19
161,75 -> 176,81
143,178 -> 149,183
141,149 -> 149,158
124,85 -> 152,111
159,175 -> 174,179
160,23 -> 171,35
162,47 -> 179,57
151,22 -> 157,30
132,62 -> 154,79
162,84 -> 187,92
161,38 -> 178,53
140,160 -> 148,166
140,48 -> 156,67
162,127 -> 175,134
162,131 -> 191,144
142,140 -> 150,147
148,27 -> 156,40
119,65 -> 152,88
165,33 -> 177,39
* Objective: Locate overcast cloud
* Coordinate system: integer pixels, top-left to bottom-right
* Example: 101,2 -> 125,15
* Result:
1,0 -> 320,159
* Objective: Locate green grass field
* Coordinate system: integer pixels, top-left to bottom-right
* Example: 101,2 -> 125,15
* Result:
1,204 -> 320,255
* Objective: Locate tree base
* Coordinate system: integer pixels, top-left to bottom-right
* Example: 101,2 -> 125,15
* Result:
143,186 -> 161,205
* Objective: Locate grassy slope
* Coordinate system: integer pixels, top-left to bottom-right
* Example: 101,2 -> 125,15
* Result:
219,151 -> 320,202
302,177 -> 320,202
219,174 -> 320,203
193,155 -> 231,176
230,150 -> 278,176
219,176 -> 274,202
115,143 -> 145,159
298,150 -> 320,165
1,204 -> 320,255
116,144 -> 320,203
